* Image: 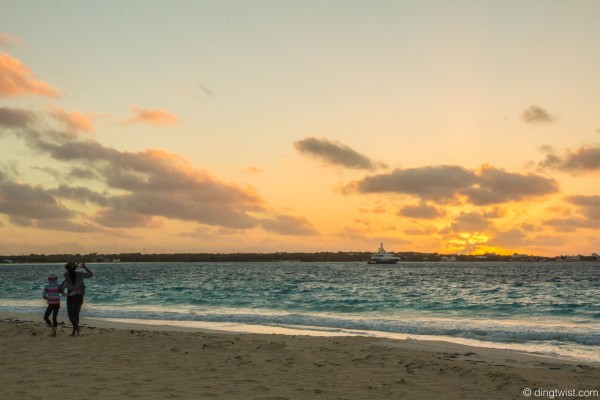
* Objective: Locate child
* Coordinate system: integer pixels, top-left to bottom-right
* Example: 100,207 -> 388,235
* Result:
42,273 -> 63,337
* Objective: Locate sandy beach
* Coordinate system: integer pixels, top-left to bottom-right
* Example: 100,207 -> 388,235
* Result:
1,313 -> 598,400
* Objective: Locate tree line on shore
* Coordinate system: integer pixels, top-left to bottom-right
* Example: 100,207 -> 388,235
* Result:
2,251 -> 597,263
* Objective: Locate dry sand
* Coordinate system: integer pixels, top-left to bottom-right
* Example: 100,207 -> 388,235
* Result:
1,313 -> 598,399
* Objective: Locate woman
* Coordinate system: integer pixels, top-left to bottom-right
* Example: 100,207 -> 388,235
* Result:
60,262 -> 93,336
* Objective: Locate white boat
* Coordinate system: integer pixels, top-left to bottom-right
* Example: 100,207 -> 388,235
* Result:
368,243 -> 400,264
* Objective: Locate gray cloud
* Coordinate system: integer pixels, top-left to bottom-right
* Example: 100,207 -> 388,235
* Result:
9,215 -> 34,227
0,107 -> 37,128
67,167 -> 99,180
111,191 -> 261,229
463,166 -> 559,205
348,165 -> 477,199
49,184 -> 110,206
399,202 -> 444,219
0,171 -> 73,221
295,137 -> 386,170
521,105 -> 555,124
23,130 -> 117,162
543,217 -> 591,232
35,219 -> 102,233
539,144 -> 600,173
346,165 -> 558,205
198,83 -> 215,97
567,195 -> 600,220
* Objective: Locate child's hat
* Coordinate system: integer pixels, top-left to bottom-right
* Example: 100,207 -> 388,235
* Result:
48,273 -> 58,281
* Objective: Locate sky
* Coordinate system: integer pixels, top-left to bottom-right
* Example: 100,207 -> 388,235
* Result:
1,0 -> 599,256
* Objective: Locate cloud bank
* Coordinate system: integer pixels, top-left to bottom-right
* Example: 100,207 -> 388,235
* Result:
0,108 -> 315,236
345,164 -> 558,205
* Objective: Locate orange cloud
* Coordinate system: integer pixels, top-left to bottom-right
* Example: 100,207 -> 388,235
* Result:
93,208 -> 164,228
1,118 -> 317,236
123,106 -> 179,126
48,106 -> 94,133
0,53 -> 59,97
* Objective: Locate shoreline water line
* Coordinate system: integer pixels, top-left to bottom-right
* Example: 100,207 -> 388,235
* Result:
2,307 -> 599,364
87,316 -> 600,364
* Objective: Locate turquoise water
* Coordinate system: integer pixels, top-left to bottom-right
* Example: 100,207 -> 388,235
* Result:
2,261 -> 599,361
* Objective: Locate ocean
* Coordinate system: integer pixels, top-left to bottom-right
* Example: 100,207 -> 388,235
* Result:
1,261 -> 599,362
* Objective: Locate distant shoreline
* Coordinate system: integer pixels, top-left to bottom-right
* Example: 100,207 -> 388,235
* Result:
1,251 -> 598,264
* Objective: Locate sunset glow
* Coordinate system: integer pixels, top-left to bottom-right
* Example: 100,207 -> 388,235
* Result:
1,1 -> 599,256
